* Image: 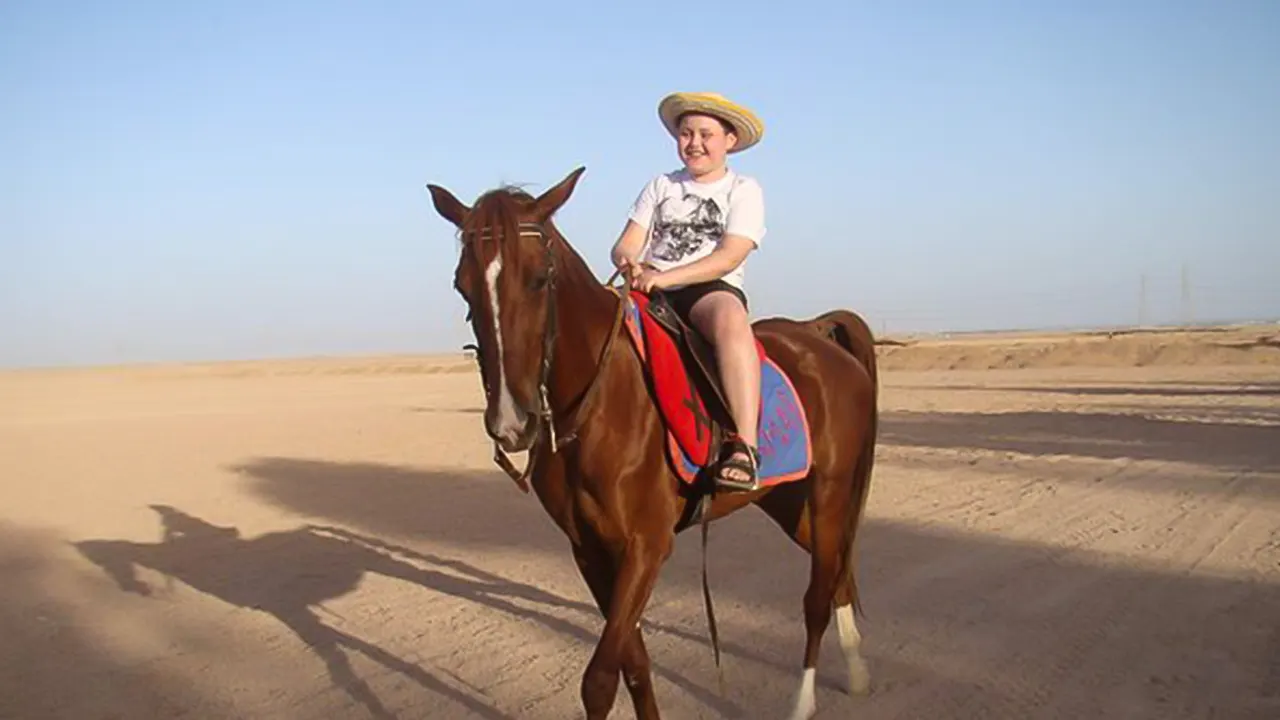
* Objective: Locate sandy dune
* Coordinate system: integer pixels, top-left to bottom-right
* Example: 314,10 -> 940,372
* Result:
2,326 -> 1278,719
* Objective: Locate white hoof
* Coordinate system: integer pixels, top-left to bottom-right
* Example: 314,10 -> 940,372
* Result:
785,667 -> 817,720
836,604 -> 871,696
847,655 -> 871,696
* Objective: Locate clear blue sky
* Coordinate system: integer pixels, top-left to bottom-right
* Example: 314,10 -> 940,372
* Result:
3,0 -> 1278,368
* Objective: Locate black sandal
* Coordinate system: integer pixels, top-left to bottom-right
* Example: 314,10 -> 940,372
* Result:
715,435 -> 762,492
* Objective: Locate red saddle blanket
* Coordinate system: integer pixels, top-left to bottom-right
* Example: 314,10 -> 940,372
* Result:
620,291 -> 812,486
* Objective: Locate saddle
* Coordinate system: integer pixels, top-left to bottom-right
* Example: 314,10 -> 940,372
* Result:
618,288 -> 815,531
643,290 -> 737,466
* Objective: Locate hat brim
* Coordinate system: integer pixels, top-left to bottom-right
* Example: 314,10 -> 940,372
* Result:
658,92 -> 763,153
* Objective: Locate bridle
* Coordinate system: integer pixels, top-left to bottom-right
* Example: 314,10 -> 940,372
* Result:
462,219 -> 626,492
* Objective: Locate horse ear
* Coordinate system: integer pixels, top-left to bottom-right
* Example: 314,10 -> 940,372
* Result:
533,166 -> 586,223
426,183 -> 471,229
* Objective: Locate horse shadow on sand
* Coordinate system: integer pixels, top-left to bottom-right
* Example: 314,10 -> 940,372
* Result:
226,457 -> 1280,718
73,504 -> 748,718
74,506 -> 556,719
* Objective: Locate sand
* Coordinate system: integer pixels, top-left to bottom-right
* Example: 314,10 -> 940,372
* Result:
2,325 -> 1278,719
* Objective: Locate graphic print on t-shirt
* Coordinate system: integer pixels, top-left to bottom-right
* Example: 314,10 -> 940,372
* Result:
649,192 -> 724,263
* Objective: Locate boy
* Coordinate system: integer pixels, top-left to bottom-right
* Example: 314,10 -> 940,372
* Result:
610,91 -> 767,491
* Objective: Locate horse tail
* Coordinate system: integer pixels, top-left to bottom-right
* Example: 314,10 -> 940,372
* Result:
818,308 -> 878,390
815,310 -> 878,618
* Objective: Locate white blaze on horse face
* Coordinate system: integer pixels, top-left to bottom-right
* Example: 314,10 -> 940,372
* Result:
483,253 -> 525,445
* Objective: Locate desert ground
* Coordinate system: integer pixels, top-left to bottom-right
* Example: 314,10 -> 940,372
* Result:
3,324 -> 1278,719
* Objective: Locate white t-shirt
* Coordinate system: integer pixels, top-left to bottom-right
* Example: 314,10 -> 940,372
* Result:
626,168 -> 766,290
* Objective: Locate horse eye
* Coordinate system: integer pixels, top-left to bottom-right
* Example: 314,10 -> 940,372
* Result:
530,274 -> 549,291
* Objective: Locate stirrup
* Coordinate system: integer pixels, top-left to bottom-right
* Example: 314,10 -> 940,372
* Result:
714,435 -> 761,492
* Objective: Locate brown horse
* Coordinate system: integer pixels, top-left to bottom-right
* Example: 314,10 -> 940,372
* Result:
426,167 -> 878,719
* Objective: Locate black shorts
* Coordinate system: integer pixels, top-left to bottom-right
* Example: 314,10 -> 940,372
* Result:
662,280 -> 748,326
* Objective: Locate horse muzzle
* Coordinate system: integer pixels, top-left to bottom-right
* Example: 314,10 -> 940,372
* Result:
486,405 -> 538,453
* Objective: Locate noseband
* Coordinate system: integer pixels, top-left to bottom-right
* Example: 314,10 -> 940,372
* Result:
464,220 -> 626,492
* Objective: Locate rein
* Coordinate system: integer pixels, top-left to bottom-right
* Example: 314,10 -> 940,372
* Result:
466,221 -> 628,492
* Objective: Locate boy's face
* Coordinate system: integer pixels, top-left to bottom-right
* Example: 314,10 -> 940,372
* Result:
677,113 -> 738,175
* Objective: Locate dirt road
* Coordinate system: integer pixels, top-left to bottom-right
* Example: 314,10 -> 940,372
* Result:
2,344 -> 1278,718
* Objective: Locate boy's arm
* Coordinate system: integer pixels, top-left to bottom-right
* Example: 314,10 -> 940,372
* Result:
656,236 -> 754,286
611,220 -> 648,269
614,178 -> 659,270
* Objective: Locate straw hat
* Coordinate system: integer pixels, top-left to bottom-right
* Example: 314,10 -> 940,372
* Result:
657,92 -> 764,153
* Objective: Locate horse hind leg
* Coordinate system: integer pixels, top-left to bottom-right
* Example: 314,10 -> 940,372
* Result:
793,532 -> 871,717
833,566 -> 871,696
787,495 -> 844,720
758,478 -> 868,720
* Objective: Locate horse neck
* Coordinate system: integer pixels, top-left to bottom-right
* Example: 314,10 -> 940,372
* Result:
545,236 -> 625,413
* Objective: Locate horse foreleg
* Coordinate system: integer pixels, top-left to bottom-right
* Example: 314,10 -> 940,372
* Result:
573,543 -> 660,719
580,537 -> 669,720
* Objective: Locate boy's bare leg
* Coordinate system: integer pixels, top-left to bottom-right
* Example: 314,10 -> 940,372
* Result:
690,292 -> 760,486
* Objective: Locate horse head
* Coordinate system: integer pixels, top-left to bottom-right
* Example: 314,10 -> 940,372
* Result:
426,167 -> 586,454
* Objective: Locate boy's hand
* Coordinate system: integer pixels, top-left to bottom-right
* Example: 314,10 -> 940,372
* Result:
634,267 -> 669,294
618,258 -> 645,286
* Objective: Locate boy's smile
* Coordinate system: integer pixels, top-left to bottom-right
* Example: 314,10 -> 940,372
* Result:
677,113 -> 738,179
